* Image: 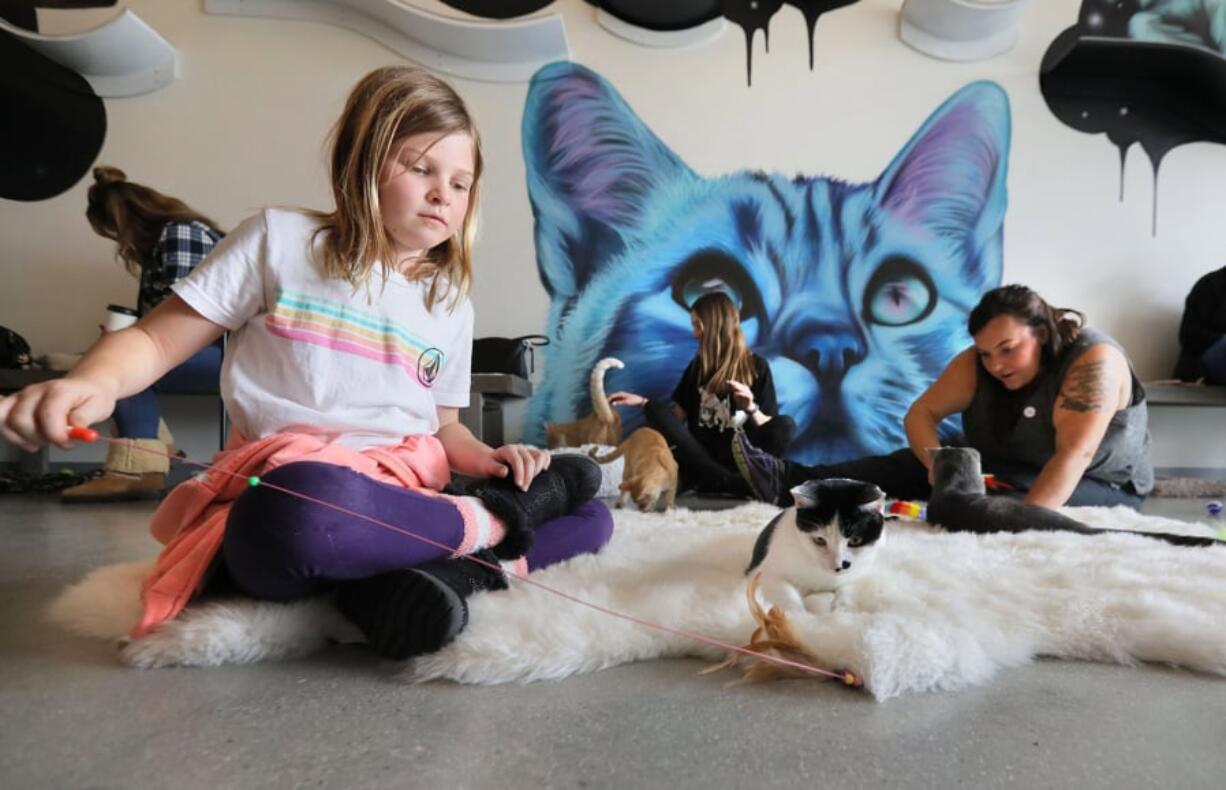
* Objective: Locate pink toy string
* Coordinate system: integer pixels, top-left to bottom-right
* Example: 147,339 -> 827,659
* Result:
65,427 -> 862,687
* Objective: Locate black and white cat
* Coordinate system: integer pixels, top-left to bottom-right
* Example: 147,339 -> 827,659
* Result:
745,478 -> 886,613
926,447 -> 1223,547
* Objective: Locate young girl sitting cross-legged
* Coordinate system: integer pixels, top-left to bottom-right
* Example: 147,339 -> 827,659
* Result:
0,66 -> 612,661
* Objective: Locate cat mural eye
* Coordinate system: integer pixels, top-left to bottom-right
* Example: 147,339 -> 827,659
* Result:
863,257 -> 937,327
671,249 -> 764,320
847,536 -> 863,547
811,536 -> 827,548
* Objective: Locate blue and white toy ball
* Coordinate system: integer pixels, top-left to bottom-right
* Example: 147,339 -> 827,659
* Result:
1207,500 -> 1223,518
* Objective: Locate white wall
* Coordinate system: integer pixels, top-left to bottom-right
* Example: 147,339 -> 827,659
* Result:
4,0 -> 1225,459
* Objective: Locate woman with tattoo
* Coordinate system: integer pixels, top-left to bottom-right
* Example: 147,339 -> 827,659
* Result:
734,285 -> 1153,510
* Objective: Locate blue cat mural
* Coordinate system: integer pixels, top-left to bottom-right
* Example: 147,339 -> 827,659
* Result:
521,62 -> 1009,465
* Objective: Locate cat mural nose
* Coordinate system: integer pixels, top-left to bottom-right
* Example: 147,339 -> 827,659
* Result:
785,320 -> 867,382
839,559 -> 851,571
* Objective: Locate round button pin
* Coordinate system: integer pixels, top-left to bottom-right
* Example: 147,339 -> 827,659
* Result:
1022,406 -> 1036,418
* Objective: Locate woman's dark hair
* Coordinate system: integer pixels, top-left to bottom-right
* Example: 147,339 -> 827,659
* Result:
86,166 -> 223,276
967,284 -> 1084,364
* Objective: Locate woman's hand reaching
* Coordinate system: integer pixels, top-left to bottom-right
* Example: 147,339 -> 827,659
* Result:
607,391 -> 646,407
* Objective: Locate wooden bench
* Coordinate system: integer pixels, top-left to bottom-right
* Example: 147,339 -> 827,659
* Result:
1144,381 -> 1226,409
459,373 -> 533,446
1144,382 -> 1226,475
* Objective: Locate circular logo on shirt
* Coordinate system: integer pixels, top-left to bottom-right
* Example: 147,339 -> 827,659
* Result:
417,347 -> 444,387
1022,405 -> 1037,419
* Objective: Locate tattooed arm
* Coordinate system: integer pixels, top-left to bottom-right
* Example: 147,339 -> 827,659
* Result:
1025,345 -> 1131,508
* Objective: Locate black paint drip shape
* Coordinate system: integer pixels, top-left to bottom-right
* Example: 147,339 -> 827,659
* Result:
725,1 -> 862,86
1040,0 -> 1226,235
724,0 -> 785,86
785,1 -> 859,70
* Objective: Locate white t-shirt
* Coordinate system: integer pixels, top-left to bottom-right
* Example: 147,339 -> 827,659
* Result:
174,208 -> 473,449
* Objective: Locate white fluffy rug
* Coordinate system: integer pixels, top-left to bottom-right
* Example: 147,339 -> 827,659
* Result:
48,504 -> 1226,700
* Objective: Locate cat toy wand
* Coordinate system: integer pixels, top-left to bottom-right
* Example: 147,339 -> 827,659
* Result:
64,426 -> 864,689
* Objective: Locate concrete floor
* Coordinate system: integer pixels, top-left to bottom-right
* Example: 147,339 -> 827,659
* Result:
2,493 -> 1225,789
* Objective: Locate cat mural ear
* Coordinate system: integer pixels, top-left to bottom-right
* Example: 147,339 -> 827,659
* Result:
522,62 -> 695,301
789,480 -> 822,509
872,81 -> 1011,290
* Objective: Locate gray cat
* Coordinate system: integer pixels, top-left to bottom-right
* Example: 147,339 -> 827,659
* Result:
926,447 -> 1221,547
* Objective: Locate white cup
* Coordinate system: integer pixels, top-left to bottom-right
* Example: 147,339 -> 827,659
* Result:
103,304 -> 139,332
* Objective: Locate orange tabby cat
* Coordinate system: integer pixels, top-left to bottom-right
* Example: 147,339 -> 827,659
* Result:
589,427 -> 678,512
545,357 -> 623,448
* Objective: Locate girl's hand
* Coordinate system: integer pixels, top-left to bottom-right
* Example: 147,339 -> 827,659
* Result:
486,443 -> 552,491
607,391 -> 646,407
0,378 -> 116,451
727,380 -> 754,410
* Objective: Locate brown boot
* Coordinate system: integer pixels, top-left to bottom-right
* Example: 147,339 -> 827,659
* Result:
61,439 -> 170,503
156,419 -> 183,458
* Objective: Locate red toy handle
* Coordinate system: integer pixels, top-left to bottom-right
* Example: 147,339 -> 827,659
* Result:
67,426 -> 99,443
983,474 -> 1015,492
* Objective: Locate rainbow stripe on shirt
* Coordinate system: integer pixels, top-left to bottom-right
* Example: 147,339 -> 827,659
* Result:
265,288 -> 444,387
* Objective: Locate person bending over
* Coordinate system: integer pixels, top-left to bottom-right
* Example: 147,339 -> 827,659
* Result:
61,166 -> 226,502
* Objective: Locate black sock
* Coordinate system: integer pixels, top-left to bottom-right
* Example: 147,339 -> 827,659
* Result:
335,550 -> 507,660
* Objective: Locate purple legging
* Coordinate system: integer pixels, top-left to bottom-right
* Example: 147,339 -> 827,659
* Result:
216,461 -> 614,601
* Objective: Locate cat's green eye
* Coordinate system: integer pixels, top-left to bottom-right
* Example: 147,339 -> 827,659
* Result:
863,258 -> 936,327
848,537 -> 862,547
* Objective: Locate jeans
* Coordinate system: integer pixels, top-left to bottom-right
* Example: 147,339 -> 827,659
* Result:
1202,336 -> 1226,385
110,342 -> 222,438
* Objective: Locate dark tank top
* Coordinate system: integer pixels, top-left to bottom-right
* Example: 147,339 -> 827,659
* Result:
962,327 -> 1153,495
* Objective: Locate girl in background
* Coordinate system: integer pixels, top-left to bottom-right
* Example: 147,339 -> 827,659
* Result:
608,291 -> 795,497
62,167 -> 225,502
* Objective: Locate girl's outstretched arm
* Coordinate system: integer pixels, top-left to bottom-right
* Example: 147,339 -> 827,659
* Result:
0,295 -> 224,450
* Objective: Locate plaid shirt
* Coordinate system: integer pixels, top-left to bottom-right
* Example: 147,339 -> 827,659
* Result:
138,220 -> 223,316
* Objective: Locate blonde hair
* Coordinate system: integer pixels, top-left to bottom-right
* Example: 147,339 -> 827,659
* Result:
310,66 -> 484,311
692,292 -> 756,394
86,166 -> 223,276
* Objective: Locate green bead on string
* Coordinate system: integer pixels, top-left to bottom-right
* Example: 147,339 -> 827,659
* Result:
247,475 -> 261,487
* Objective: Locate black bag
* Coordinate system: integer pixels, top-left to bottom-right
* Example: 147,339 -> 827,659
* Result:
472,334 -> 549,378
0,326 -> 32,369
